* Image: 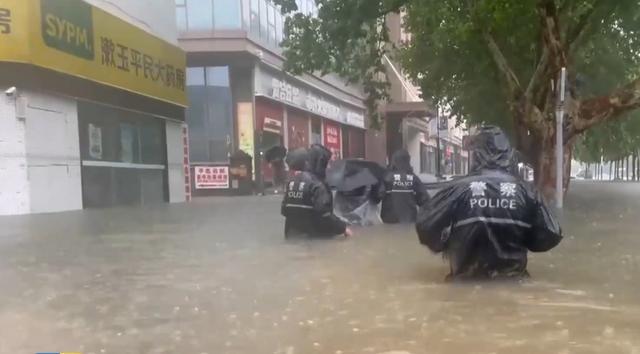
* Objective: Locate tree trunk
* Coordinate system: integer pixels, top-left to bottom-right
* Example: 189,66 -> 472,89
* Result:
533,137 -> 572,202
609,162 -> 613,180
599,162 -> 604,181
626,156 -> 630,181
637,154 -> 640,181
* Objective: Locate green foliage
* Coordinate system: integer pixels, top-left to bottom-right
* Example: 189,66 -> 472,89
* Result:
575,111 -> 640,162
275,0 -> 640,153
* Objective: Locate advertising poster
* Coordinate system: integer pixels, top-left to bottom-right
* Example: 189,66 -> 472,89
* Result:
323,121 -> 341,161
237,102 -> 254,158
195,166 -> 229,189
88,123 -> 103,159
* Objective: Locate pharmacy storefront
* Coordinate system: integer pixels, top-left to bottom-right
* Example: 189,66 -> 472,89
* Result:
0,0 -> 188,215
254,66 -> 366,159
250,66 -> 366,190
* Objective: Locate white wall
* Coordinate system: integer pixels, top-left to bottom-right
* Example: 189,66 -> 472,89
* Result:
24,91 -> 83,214
0,90 -> 29,215
166,121 -> 186,203
85,0 -> 178,44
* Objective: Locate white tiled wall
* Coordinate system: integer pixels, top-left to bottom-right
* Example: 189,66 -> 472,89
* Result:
24,91 -> 83,213
0,90 -> 29,215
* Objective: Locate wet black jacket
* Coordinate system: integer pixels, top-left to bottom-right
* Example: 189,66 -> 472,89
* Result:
416,126 -> 562,280
281,145 -> 347,238
376,150 -> 429,224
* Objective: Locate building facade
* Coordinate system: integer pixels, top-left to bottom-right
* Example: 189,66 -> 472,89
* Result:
382,11 -> 468,181
0,0 -> 188,215
176,0 -> 373,195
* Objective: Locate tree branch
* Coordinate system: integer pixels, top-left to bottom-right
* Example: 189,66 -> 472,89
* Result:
525,48 -> 549,101
482,31 -> 522,98
575,77 -> 640,134
538,0 -> 566,70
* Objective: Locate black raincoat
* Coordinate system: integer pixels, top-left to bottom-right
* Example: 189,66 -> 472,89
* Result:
376,150 -> 429,224
416,126 -> 562,280
281,144 -> 347,239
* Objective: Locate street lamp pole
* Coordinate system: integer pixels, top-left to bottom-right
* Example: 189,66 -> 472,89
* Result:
555,67 -> 566,209
436,106 -> 442,180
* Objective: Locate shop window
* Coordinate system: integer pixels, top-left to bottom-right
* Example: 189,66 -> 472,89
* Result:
186,66 -> 234,163
186,67 -> 208,162
206,67 -> 230,86
341,128 -> 350,158
140,122 -> 165,165
176,0 -> 187,31
187,67 -> 206,86
214,0 -> 241,28
250,0 -> 260,37
119,123 -> 139,163
275,11 -> 283,44
311,119 -> 322,145
78,101 -> 167,208
186,0 -> 213,30
267,3 -> 276,44
259,0 -> 268,41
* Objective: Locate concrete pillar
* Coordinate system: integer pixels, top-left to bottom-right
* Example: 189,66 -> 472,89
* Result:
166,120 -> 187,203
0,88 -> 29,215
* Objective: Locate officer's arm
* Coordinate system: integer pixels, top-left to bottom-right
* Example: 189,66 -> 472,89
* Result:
280,182 -> 289,217
413,175 -> 430,207
525,189 -> 563,252
311,183 -> 347,235
416,185 -> 457,253
371,180 -> 385,204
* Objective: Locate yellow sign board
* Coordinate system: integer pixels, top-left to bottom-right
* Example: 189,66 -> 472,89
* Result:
237,102 -> 255,158
0,0 -> 187,107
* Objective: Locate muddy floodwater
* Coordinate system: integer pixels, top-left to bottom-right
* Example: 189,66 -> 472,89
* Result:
0,181 -> 639,354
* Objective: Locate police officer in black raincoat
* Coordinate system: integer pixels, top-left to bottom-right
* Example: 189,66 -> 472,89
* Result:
281,144 -> 351,239
376,149 -> 429,224
416,126 -> 562,280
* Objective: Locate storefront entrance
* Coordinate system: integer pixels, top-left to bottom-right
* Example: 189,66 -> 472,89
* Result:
78,101 -> 168,208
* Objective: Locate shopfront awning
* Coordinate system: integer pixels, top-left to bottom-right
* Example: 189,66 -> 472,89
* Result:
0,0 -> 187,107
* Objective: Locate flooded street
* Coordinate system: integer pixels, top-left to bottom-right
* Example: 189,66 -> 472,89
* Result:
1,181 -> 639,354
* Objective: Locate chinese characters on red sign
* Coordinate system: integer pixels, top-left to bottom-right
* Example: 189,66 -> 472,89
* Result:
323,122 -> 342,161
195,166 -> 229,189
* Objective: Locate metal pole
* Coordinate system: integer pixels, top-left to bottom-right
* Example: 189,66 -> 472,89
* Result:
436,107 -> 442,179
555,67 -> 566,209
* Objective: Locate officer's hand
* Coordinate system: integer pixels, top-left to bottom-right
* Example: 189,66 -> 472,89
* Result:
344,227 -> 354,237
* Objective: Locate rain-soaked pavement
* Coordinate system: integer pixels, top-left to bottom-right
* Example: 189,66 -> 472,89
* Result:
1,181 -> 639,354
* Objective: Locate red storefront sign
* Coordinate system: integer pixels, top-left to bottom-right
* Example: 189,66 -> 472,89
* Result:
195,166 -> 230,189
324,121 -> 342,160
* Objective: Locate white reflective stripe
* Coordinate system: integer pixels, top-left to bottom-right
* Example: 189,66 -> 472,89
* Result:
83,160 -> 166,170
454,217 -> 532,229
285,204 -> 313,209
321,212 -> 331,217
386,190 -> 415,193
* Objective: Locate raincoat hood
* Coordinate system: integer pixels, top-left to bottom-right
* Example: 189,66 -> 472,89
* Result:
390,149 -> 413,173
285,147 -> 308,171
307,144 -> 332,179
470,126 -> 514,173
